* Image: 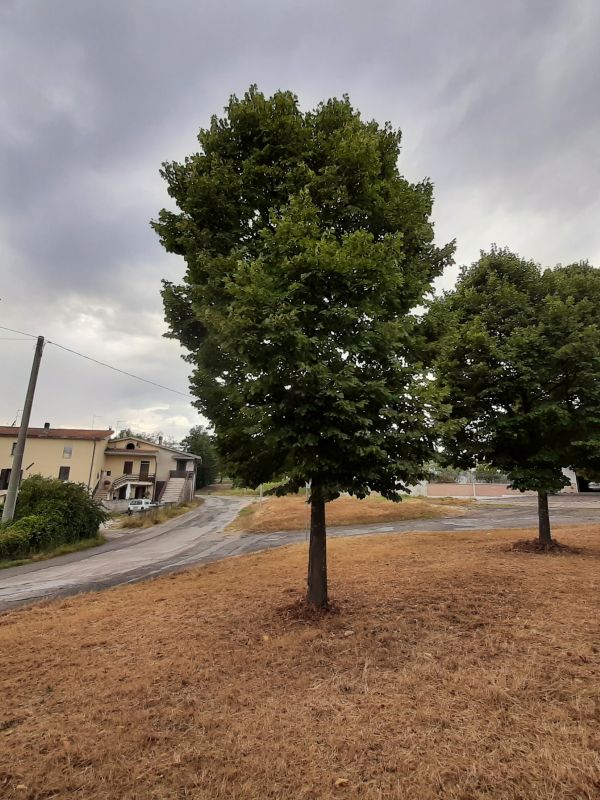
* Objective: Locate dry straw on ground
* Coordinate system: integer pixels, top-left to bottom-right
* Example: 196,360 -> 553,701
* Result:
1,525 -> 599,799
227,493 -> 469,533
118,499 -> 204,530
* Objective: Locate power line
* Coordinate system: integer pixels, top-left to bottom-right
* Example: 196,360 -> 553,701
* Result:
0,323 -> 193,400
0,325 -> 37,339
47,340 -> 194,399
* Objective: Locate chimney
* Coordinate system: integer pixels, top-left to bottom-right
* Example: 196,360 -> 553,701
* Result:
158,435 -> 163,445
43,422 -> 50,429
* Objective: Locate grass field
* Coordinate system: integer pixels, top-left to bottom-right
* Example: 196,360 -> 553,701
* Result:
1,524 -> 599,799
227,492 -> 470,533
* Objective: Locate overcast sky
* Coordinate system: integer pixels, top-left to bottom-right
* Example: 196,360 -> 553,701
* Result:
1,0 -> 598,440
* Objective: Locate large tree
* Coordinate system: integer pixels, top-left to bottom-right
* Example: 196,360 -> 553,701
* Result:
430,248 -> 600,545
153,87 -> 453,605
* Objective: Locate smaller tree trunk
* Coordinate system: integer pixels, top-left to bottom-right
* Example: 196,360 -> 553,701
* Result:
307,492 -> 328,608
537,491 -> 552,545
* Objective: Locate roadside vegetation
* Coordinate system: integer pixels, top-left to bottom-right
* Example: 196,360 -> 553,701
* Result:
0,534 -> 106,570
117,498 -> 204,529
0,475 -> 107,562
199,481 -> 284,497
227,493 -> 470,534
1,525 -> 598,799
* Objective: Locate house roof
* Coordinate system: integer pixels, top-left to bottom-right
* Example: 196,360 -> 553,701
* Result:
104,447 -> 159,456
0,426 -> 114,441
109,436 -> 201,460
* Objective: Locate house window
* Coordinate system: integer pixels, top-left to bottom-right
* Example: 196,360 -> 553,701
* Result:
10,443 -> 16,455
63,446 -> 73,459
140,460 -> 150,479
123,461 -> 133,475
126,442 -> 135,450
58,466 -> 70,481
0,469 -> 11,490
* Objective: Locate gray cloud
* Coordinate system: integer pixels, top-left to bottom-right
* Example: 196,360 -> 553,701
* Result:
1,0 -> 599,438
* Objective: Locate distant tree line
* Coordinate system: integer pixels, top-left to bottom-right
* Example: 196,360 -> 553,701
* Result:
114,428 -> 179,448
179,426 -> 220,488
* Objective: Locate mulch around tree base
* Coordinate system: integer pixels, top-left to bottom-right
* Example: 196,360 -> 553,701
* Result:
509,538 -> 582,554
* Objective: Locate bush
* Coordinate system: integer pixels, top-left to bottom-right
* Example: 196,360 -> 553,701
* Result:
0,475 -> 108,560
14,475 -> 107,543
0,513 -> 63,560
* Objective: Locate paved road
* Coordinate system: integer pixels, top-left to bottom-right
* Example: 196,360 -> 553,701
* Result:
0,494 -> 598,613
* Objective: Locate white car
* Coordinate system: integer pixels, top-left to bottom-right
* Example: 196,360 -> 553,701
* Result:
127,498 -> 155,513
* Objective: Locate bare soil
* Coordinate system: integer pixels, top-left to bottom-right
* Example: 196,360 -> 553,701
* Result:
227,493 -> 469,534
1,525 -> 599,799
510,538 -> 583,554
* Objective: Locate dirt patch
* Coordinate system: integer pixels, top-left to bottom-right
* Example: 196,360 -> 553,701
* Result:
227,493 -> 468,534
1,525 -> 599,799
509,538 -> 583,554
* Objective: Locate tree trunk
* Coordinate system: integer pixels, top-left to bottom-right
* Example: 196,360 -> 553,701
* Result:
307,491 -> 328,608
537,491 -> 552,545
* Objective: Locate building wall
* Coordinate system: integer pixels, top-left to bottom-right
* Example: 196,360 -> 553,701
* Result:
154,446 -> 194,482
89,439 -> 109,491
102,451 -> 159,477
105,439 -> 197,481
425,481 -> 578,498
0,436 -> 105,488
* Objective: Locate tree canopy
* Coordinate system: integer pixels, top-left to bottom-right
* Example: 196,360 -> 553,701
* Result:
429,248 -> 600,543
180,425 -> 219,488
114,428 -> 179,448
153,86 -> 453,604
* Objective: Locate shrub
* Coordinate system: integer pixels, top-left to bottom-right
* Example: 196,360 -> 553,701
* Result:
0,514 -> 63,560
14,475 -> 107,543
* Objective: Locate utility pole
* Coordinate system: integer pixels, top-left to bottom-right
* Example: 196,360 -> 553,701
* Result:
2,336 -> 45,524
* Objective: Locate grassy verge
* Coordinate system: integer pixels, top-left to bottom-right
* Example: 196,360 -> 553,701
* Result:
0,525 -> 598,799
227,492 -> 472,533
0,534 -> 106,570
117,498 -> 204,530
198,481 -> 283,497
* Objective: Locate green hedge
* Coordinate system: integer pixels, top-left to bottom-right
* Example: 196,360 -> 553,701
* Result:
0,475 -> 108,560
0,513 -> 65,560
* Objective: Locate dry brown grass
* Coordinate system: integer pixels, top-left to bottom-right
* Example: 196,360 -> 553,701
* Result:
118,499 -> 204,530
1,525 -> 600,800
227,493 -> 469,533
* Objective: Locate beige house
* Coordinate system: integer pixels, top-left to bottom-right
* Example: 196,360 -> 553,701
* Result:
97,436 -> 198,503
0,424 -> 112,493
0,425 -> 199,505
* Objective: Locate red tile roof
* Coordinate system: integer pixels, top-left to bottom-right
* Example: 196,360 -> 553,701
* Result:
0,426 -> 113,441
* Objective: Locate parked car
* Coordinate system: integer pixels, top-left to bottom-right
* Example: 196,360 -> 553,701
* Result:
127,498 -> 155,513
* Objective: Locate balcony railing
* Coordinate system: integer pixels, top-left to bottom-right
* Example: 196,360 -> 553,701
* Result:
111,473 -> 156,490
169,470 -> 194,479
